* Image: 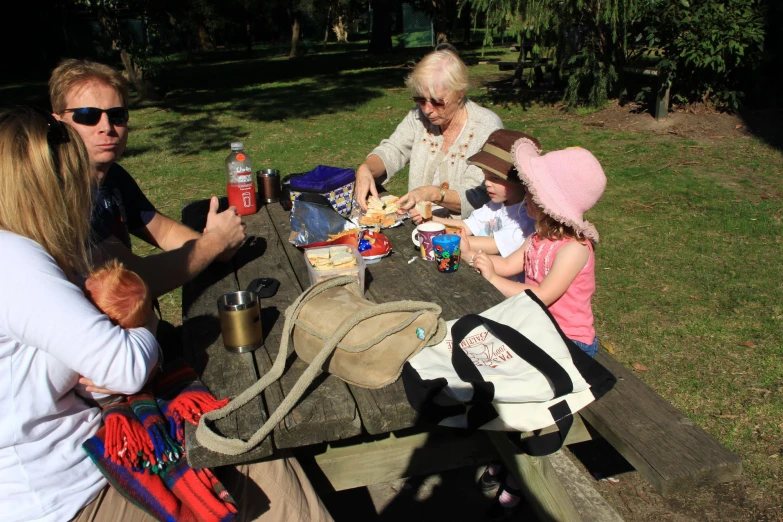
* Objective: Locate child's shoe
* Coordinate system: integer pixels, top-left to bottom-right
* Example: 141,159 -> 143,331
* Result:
478,463 -> 504,493
486,475 -> 522,521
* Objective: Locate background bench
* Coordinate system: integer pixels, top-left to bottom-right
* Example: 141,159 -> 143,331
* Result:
621,66 -> 672,120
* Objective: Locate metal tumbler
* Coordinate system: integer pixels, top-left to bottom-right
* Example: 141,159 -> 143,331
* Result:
217,291 -> 263,353
257,169 -> 281,203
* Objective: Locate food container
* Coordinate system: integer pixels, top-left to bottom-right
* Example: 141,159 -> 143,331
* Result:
288,165 -> 356,218
304,244 -> 366,293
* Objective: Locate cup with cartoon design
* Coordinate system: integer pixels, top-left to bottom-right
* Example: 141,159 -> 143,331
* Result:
432,234 -> 461,273
411,222 -> 446,261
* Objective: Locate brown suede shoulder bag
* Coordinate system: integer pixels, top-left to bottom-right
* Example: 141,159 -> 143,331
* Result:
196,276 -> 446,455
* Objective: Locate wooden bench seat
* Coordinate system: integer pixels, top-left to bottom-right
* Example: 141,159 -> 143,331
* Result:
579,352 -> 742,497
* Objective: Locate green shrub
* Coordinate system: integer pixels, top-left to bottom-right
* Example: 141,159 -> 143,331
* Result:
642,0 -> 766,109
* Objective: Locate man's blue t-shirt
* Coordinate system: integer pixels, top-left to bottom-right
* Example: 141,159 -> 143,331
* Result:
91,163 -> 157,249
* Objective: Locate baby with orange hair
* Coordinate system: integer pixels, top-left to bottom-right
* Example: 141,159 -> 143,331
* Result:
83,259 -> 152,329
77,260 -> 155,405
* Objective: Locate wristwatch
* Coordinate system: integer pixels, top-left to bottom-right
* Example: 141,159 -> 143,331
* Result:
437,187 -> 446,205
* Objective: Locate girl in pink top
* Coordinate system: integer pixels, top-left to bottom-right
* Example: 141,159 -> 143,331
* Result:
470,142 -> 607,357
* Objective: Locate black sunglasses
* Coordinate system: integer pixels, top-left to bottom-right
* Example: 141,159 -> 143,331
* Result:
30,106 -> 70,145
412,96 -> 447,107
60,107 -> 129,126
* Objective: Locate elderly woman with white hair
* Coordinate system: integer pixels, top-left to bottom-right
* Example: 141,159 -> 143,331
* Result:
355,47 -> 503,221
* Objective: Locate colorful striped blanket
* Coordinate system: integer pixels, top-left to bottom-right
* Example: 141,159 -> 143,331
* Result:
82,360 -> 236,522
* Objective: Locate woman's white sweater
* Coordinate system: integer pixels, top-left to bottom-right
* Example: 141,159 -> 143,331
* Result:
370,100 -> 503,218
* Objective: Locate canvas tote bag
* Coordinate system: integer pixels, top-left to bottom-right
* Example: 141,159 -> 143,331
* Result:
195,276 -> 447,455
402,289 -> 615,456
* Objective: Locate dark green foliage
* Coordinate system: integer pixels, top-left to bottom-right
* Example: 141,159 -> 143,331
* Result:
470,0 -> 767,109
642,0 -> 767,109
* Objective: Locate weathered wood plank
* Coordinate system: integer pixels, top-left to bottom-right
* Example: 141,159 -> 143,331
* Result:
352,220 -> 507,435
313,428 -> 496,491
264,212 -> 507,435
265,203 -> 316,291
181,201 -> 273,468
488,432 -> 583,522
580,352 -> 743,497
548,450 -> 624,522
254,204 -> 361,448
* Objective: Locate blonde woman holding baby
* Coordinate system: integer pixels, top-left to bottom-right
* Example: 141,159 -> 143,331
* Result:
0,107 -> 332,522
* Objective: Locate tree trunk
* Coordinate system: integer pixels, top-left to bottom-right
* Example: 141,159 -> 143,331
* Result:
119,49 -> 159,101
96,7 -> 158,101
430,0 -> 459,46
334,16 -> 349,43
290,15 -> 301,58
323,5 -> 331,50
246,20 -> 253,56
368,0 -> 392,53
198,24 -> 214,52
460,3 -> 472,45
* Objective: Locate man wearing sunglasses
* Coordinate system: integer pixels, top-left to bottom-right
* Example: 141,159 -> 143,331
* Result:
49,59 -> 246,299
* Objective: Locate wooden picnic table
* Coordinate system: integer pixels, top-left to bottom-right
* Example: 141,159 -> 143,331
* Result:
498,42 -> 553,86
180,197 -> 742,521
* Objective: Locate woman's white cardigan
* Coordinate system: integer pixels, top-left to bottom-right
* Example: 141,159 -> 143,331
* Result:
369,100 -> 503,218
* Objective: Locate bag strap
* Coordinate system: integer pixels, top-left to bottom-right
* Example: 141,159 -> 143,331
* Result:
447,300 -> 578,456
512,400 -> 574,456
196,276 -> 446,455
450,313 -> 574,399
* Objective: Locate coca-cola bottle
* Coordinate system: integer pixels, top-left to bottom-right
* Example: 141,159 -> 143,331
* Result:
225,142 -> 258,216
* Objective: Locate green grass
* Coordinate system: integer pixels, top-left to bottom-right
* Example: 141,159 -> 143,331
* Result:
3,45 -> 781,497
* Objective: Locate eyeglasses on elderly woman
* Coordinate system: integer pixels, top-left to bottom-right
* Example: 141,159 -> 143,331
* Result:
412,96 -> 447,107
59,107 -> 129,126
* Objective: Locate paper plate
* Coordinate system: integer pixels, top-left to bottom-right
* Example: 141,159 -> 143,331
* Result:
351,215 -> 406,230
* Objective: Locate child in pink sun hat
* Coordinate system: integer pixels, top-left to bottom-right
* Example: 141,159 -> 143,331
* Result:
472,144 -> 606,519
470,144 -> 607,357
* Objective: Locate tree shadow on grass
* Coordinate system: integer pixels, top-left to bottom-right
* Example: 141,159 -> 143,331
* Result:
156,49 -> 423,95
152,63 -> 412,155
147,47 -> 524,157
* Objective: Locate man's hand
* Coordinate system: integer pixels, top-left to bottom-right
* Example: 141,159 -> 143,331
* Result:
203,196 -> 246,260
355,164 -> 379,211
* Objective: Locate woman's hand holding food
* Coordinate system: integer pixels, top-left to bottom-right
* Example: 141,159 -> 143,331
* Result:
397,185 -> 439,211
355,164 -> 380,211
409,208 -> 425,225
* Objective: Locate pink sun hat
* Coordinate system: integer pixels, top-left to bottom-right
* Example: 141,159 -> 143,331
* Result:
512,144 -> 607,243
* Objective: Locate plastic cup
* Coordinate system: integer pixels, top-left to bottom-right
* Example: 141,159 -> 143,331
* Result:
432,234 -> 461,273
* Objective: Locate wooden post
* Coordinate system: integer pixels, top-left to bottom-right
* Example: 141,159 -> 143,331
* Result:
488,432 -> 582,522
655,75 -> 671,121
